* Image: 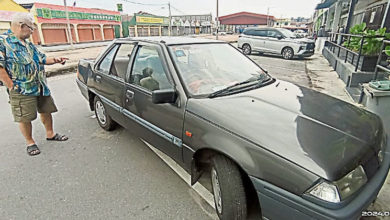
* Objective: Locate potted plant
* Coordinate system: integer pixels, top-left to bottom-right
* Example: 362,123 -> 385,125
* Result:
342,23 -> 389,71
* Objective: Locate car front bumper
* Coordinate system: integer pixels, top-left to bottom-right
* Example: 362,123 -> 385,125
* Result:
297,49 -> 314,57
250,141 -> 390,220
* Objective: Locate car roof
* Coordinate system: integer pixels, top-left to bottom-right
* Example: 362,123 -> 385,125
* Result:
115,36 -> 225,46
244,27 -> 286,31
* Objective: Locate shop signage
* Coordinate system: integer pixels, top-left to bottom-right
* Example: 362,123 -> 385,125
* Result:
117,4 -> 123,12
36,8 -> 121,22
201,21 -> 211,26
136,16 -> 164,24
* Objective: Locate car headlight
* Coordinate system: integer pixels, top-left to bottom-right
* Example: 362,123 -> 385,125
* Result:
307,181 -> 340,203
307,165 -> 367,203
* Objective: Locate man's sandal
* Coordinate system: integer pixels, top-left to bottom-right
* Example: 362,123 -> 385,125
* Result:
46,133 -> 69,141
27,144 -> 40,156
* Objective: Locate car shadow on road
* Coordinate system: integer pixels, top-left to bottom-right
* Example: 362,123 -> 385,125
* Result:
249,52 -> 313,61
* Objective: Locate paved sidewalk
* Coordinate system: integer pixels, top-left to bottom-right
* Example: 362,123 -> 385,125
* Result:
305,53 -> 353,103
38,41 -> 110,52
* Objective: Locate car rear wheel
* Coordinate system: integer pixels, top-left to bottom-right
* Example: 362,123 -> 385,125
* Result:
282,47 -> 294,60
211,155 -> 247,220
242,44 -> 252,55
94,96 -> 116,131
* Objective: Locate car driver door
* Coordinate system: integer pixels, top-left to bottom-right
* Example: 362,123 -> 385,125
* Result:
122,43 -> 185,161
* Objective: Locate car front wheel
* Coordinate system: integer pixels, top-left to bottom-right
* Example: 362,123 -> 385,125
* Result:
211,155 -> 247,220
242,44 -> 252,55
94,96 -> 116,131
282,47 -> 294,60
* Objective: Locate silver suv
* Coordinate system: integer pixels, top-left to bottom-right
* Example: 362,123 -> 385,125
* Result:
238,27 -> 315,59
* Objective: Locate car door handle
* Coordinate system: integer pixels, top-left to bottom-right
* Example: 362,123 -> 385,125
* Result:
125,90 -> 134,99
96,75 -> 102,83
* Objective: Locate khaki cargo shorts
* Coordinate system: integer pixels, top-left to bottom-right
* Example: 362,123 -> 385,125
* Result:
9,90 -> 58,123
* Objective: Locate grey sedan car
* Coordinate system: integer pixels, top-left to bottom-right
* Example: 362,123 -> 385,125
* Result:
77,37 -> 390,220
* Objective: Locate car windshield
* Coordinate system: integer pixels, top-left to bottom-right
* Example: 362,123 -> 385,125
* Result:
168,43 -> 268,96
278,28 -> 296,38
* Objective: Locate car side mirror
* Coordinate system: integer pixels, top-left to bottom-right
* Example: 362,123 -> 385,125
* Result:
152,88 -> 177,104
276,35 -> 283,40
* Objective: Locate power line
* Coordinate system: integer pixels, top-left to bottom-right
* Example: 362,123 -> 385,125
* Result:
119,0 -> 166,6
170,5 -> 186,15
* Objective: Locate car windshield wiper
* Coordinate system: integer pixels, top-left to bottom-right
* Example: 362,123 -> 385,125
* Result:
208,74 -> 268,98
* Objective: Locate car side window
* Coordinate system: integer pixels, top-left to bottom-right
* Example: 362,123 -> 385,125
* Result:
267,30 -> 278,38
98,45 -> 119,74
253,30 -> 267,37
130,46 -> 172,91
111,44 -> 135,80
244,30 -> 254,36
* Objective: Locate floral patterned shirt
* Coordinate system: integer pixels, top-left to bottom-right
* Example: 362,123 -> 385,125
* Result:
0,29 -> 49,96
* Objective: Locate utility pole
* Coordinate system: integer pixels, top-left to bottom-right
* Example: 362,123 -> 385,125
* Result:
64,0 -> 73,47
267,7 -> 269,27
168,2 -> 172,36
216,0 -> 219,40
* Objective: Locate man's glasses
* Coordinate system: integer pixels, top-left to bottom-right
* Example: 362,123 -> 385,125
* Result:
21,23 -> 35,31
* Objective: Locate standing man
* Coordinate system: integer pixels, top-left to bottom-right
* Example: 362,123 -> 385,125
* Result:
0,13 -> 69,156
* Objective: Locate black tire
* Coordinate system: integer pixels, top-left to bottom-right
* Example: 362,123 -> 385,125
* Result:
211,155 -> 247,220
282,47 -> 294,60
94,96 -> 116,131
242,44 -> 252,55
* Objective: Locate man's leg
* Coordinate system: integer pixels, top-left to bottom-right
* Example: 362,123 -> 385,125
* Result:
19,122 -> 35,146
38,95 -> 68,141
39,113 -> 54,139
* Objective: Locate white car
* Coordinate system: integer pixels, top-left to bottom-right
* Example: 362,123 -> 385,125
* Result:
238,27 -> 315,59
294,29 -> 309,38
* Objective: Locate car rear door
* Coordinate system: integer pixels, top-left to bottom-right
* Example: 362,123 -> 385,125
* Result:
91,44 -> 127,123
122,42 -> 184,161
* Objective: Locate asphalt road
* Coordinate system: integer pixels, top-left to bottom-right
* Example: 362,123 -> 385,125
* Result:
248,53 -> 310,87
229,43 -> 311,88
0,74 -> 216,220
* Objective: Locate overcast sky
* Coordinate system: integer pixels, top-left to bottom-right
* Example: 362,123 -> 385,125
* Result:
15,0 -> 321,18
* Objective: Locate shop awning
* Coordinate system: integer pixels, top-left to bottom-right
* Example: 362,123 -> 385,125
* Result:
315,0 -> 337,10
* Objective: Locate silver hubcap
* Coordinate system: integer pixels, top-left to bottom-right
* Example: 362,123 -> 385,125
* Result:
243,45 -> 250,54
283,49 -> 292,59
211,168 -> 223,214
95,100 -> 107,125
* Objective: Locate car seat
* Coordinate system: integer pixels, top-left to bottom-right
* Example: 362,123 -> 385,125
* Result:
140,67 -> 159,91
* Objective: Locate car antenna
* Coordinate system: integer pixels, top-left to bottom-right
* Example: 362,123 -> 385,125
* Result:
160,40 -> 166,44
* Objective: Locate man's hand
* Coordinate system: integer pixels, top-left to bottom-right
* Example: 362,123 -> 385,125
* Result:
5,80 -> 13,91
54,57 -> 69,65
46,57 -> 69,65
0,67 -> 13,90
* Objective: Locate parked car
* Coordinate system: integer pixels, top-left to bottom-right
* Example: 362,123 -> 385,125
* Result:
213,31 -> 227,36
77,37 -> 390,220
238,27 -> 315,59
294,29 -> 309,38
